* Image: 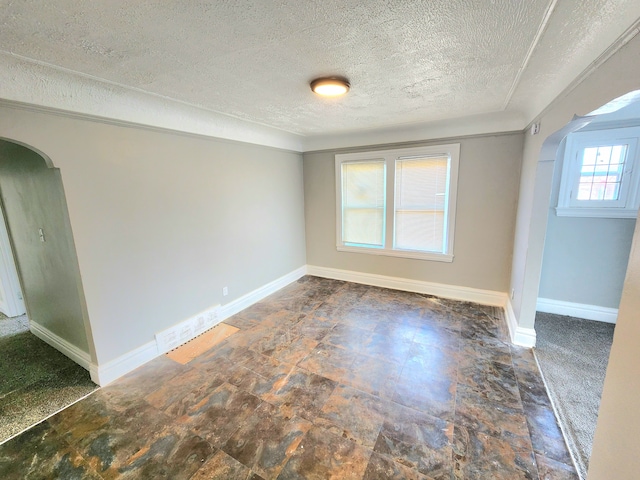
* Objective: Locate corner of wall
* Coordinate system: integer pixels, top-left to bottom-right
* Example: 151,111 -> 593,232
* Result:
505,298 -> 537,347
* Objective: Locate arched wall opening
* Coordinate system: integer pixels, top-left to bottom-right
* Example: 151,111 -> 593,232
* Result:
0,138 -> 96,367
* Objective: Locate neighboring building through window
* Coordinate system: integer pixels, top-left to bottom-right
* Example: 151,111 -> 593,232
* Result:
557,126 -> 640,218
335,144 -> 460,262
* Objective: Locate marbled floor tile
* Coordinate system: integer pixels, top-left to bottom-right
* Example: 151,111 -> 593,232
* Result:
452,425 -> 538,480
0,420 -> 102,480
270,335 -> 319,366
338,353 -> 402,398
224,312 -> 267,330
260,367 -> 337,422
243,351 -> 296,380
374,405 -> 453,479
49,392 -> 214,479
309,301 -> 347,322
392,374 -> 457,421
315,384 -> 388,448
535,454 -> 579,480
513,365 -> 553,407
403,343 -> 459,383
266,295 -> 325,315
286,315 -> 337,342
373,320 -> 418,342
361,332 -> 414,365
338,305 -> 389,330
454,384 -> 530,447
457,357 -> 521,409
144,364 -> 221,413
100,355 -> 189,405
323,284 -> 369,309
222,401 -> 312,478
259,310 -> 308,330
510,345 -> 539,372
226,365 -> 276,398
190,449 -> 265,480
297,342 -> 357,383
459,336 -> 512,366
412,323 -> 460,352
363,451 -> 431,480
459,318 -> 505,344
522,400 -> 574,465
188,342 -> 257,375
322,323 -> 372,351
278,425 -> 373,480
177,382 -> 262,448
250,328 -> 318,366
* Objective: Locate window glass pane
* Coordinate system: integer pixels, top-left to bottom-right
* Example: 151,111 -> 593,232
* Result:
341,161 -> 385,247
394,156 -> 449,252
577,144 -> 628,202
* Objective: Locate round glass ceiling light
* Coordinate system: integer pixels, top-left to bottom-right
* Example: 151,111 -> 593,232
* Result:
310,77 -> 350,96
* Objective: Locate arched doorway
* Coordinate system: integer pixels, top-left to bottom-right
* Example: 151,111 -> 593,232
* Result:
0,138 -> 97,443
520,91 -> 640,478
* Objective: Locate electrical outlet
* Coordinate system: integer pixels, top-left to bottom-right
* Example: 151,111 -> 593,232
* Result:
223,286 -> 228,296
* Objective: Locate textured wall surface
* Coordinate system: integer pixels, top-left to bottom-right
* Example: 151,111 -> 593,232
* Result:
304,133 -> 524,292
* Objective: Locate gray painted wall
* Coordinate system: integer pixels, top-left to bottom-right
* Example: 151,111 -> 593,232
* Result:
538,142 -> 635,309
303,133 -> 524,293
539,214 -> 634,308
0,106 -> 307,365
0,140 -> 89,351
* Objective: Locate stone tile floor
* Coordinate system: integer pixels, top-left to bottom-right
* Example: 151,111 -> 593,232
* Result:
0,276 -> 578,479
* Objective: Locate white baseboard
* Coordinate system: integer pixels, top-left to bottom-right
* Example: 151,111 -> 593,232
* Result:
219,265 -> 307,320
90,265 -> 306,386
505,299 -> 537,347
306,265 -> 507,306
89,341 -> 159,386
30,321 -> 92,370
536,297 -> 618,324
307,265 -> 539,346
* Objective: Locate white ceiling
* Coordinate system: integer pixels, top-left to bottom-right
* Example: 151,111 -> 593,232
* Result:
1,0 -> 640,149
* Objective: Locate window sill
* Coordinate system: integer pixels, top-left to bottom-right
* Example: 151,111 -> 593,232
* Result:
555,207 -> 639,219
336,245 -> 454,262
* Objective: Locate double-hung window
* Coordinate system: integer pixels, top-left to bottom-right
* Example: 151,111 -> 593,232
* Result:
335,144 -> 460,262
557,127 -> 640,218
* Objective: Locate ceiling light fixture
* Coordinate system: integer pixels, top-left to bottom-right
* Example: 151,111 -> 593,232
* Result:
310,77 -> 350,97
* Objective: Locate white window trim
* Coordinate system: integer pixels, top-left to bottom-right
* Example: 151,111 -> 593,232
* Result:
557,126 -> 640,219
335,144 -> 460,262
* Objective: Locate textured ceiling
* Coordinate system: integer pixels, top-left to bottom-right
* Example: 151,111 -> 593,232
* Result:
1,0 -> 640,139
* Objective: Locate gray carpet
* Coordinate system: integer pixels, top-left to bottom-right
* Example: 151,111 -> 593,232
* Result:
0,314 -> 98,444
534,312 -> 615,480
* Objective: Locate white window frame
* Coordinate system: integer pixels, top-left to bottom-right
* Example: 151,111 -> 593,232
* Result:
557,127 -> 640,218
335,144 -> 460,262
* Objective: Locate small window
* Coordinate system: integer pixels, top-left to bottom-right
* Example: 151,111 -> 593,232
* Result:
335,144 -> 460,262
557,127 -> 640,218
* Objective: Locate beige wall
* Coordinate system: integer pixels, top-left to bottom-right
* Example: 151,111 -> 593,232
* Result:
304,133 -> 523,292
0,140 -> 91,352
588,210 -> 640,479
0,106 -> 307,365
